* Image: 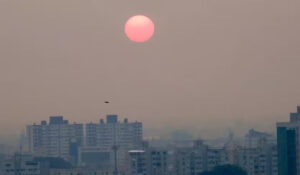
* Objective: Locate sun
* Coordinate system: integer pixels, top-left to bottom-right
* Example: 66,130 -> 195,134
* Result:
124,15 -> 155,43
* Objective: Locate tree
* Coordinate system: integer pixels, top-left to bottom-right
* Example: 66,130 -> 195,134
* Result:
199,165 -> 247,175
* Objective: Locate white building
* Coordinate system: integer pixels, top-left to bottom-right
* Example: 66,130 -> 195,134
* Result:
85,115 -> 143,172
174,140 -> 229,175
26,116 -> 83,160
86,115 -> 143,149
234,130 -> 278,175
234,143 -> 278,175
128,148 -> 170,175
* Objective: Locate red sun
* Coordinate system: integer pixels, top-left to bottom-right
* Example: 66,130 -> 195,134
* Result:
125,15 -> 155,43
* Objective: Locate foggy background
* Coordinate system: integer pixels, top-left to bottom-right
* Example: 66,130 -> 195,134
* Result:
0,0 -> 300,144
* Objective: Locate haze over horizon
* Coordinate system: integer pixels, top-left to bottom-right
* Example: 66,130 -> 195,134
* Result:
0,0 -> 300,143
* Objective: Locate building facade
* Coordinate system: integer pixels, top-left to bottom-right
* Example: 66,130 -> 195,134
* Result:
232,129 -> 278,175
85,115 -> 143,149
78,147 -> 112,169
26,116 -> 83,160
129,150 -> 147,175
85,115 -> 143,173
128,148 -> 170,175
174,140 -> 229,175
234,143 -> 278,175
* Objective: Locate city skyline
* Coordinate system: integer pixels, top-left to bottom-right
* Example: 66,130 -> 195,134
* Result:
1,0 -> 299,174
3,106 -> 300,175
0,106 -> 295,145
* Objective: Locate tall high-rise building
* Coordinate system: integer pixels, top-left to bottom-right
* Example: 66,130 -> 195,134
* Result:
85,115 -> 143,173
26,116 -> 83,160
86,115 -> 143,149
277,106 -> 300,175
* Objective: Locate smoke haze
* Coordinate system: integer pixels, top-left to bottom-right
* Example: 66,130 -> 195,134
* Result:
0,0 -> 300,143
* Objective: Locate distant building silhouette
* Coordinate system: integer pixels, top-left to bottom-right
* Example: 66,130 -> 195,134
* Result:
245,129 -> 274,148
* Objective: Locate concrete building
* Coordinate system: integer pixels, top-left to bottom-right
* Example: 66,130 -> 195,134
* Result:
234,143 -> 278,175
0,154 -> 46,175
206,147 -> 229,171
245,129 -> 276,148
78,147 -> 112,169
232,129 -> 278,175
129,150 -> 147,175
128,148 -> 170,175
174,140 -> 229,175
277,106 -> 300,175
86,115 -> 143,149
26,116 -> 83,160
85,115 -> 143,172
147,148 -> 169,175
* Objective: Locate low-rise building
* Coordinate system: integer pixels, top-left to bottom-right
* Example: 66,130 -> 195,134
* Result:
128,148 -> 171,175
0,154 -> 46,175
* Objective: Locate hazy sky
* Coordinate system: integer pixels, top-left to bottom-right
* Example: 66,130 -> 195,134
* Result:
0,0 -> 300,141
